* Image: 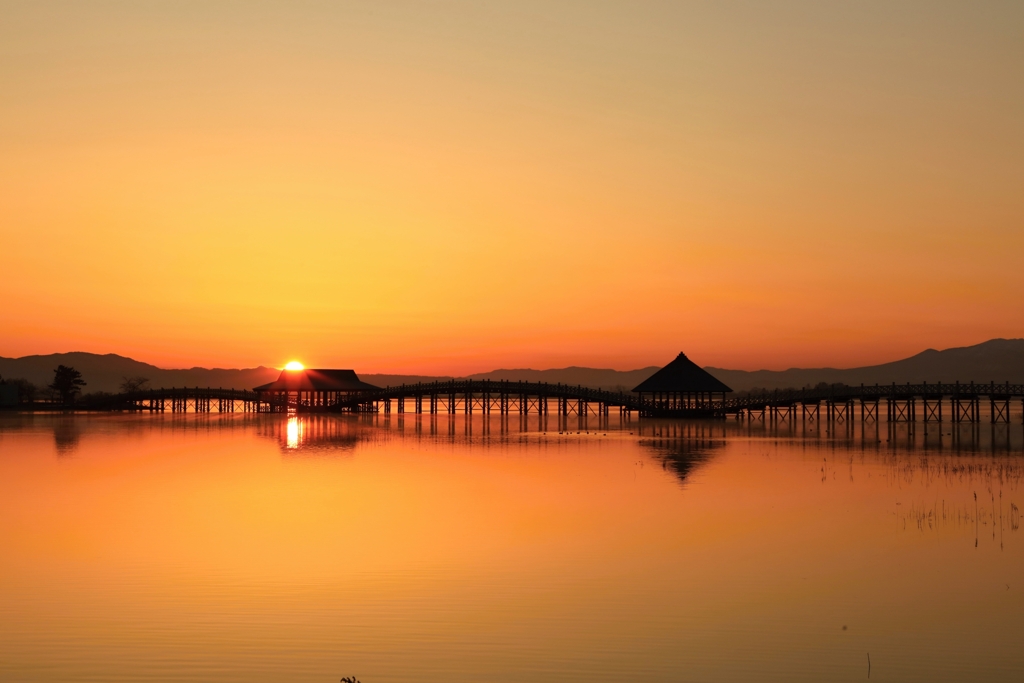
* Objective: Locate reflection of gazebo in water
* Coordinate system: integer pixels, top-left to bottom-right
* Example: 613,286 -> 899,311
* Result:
643,435 -> 724,485
632,352 -> 733,418
254,369 -> 378,412
637,421 -> 728,483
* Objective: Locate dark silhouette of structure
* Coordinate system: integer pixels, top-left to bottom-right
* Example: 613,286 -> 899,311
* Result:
72,378 -> 1024,426
631,352 -> 733,417
731,381 -> 1024,425
254,368 -> 379,412
83,387 -> 263,413
334,379 -> 635,417
37,350 -> 1024,426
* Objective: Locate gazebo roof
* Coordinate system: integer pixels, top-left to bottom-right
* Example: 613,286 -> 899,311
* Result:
254,369 -> 378,393
632,353 -> 733,393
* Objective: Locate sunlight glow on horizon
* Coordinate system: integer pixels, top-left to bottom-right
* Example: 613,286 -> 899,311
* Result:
284,361 -> 305,371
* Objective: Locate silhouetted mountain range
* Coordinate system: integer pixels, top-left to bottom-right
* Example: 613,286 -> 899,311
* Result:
0,353 -> 281,395
705,338 -> 1024,392
2,338 -> 1022,395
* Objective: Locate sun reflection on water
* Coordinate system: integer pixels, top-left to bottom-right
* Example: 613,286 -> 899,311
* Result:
286,417 -> 301,449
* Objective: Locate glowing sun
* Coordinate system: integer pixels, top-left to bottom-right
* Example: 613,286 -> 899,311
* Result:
284,361 -> 305,371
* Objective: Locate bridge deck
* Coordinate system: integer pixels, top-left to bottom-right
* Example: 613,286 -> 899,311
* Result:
47,380 -> 1024,424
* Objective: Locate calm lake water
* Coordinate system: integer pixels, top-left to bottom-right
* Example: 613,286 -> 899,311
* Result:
1,412 -> 1021,682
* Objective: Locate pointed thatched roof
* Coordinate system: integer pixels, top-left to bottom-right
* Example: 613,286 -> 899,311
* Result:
632,353 -> 733,393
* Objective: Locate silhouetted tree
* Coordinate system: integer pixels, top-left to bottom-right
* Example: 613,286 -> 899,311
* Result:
120,376 -> 150,393
50,365 -> 86,405
8,378 -> 38,403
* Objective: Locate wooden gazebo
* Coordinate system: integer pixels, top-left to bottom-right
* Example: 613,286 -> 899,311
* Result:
632,352 -> 733,417
254,368 -> 378,412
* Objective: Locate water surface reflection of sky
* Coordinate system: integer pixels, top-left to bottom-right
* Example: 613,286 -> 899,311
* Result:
0,413 -> 1021,682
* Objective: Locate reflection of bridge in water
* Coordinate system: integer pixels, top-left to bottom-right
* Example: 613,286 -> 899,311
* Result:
261,407 -> 1024,455
256,412 -> 730,488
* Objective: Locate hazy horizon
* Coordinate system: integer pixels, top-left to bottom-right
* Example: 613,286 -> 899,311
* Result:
3,335 -> 1021,376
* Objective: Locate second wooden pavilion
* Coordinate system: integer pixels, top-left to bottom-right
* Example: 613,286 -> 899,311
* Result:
632,352 -> 733,417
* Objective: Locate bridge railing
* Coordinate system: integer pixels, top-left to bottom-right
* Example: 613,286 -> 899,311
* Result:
78,387 -> 264,409
344,379 -> 640,408
725,381 -> 1024,412
70,380 -> 1024,414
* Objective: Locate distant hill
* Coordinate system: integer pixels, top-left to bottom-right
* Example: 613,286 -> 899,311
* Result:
705,338 -> 1024,392
2,338 -> 1022,395
0,353 -> 280,395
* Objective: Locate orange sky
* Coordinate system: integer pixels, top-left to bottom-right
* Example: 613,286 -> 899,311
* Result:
2,1 -> 1022,374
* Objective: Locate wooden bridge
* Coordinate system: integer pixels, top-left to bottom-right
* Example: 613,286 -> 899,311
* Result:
336,379 -> 1024,423
78,381 -> 642,416
728,381 -> 1024,424
334,380 -> 640,417
74,380 -> 1024,424
80,387 -> 265,413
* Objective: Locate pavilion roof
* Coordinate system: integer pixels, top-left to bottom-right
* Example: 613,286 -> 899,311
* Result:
631,353 -> 733,393
254,369 -> 378,392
